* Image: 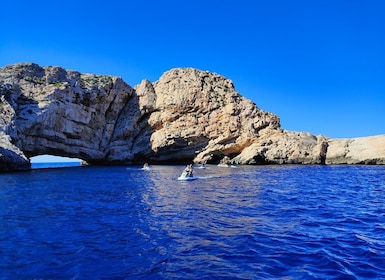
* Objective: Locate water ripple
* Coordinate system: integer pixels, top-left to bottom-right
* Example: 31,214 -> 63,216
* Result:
0,165 -> 384,279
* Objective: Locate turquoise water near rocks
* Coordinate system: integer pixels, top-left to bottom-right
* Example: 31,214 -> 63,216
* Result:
1,164 -> 384,279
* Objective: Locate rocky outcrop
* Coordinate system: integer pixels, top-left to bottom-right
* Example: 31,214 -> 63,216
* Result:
326,135 -> 385,164
0,63 -> 384,172
0,133 -> 30,171
143,68 -> 280,163
0,63 -> 141,165
232,130 -> 330,164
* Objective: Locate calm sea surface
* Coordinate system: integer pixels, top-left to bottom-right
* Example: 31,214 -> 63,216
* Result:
1,164 -> 384,279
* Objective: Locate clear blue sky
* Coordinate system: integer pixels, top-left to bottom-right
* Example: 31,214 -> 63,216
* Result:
1,0 -> 384,141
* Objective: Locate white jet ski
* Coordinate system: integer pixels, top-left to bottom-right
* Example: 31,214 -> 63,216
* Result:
177,171 -> 198,181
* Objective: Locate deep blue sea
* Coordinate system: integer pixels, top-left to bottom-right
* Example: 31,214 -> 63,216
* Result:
1,163 -> 384,279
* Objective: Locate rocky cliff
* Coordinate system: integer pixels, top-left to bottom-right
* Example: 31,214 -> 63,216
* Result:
1,63 -> 384,171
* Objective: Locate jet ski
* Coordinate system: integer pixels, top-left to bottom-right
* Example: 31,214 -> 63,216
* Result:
177,171 -> 198,181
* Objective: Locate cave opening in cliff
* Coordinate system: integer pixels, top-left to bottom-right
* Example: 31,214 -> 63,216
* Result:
30,155 -> 82,169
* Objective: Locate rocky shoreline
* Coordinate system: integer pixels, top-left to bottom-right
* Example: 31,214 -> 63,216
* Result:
1,63 -> 384,172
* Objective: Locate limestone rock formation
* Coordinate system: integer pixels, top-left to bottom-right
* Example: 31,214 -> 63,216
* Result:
0,63 -> 140,166
326,135 -> 385,164
0,63 -> 384,172
145,68 -> 280,163
233,130 -> 330,164
0,132 -> 30,171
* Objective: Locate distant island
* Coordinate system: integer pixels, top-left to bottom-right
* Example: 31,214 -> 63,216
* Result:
1,63 -> 384,172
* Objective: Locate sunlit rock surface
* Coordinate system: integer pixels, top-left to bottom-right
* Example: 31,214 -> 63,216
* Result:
1,63 -> 384,172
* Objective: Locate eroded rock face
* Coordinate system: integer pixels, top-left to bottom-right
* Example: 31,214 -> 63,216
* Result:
0,132 -> 30,171
326,135 -> 385,164
233,130 -> 330,164
0,63 -> 384,172
146,68 -> 280,162
0,63 -> 138,165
